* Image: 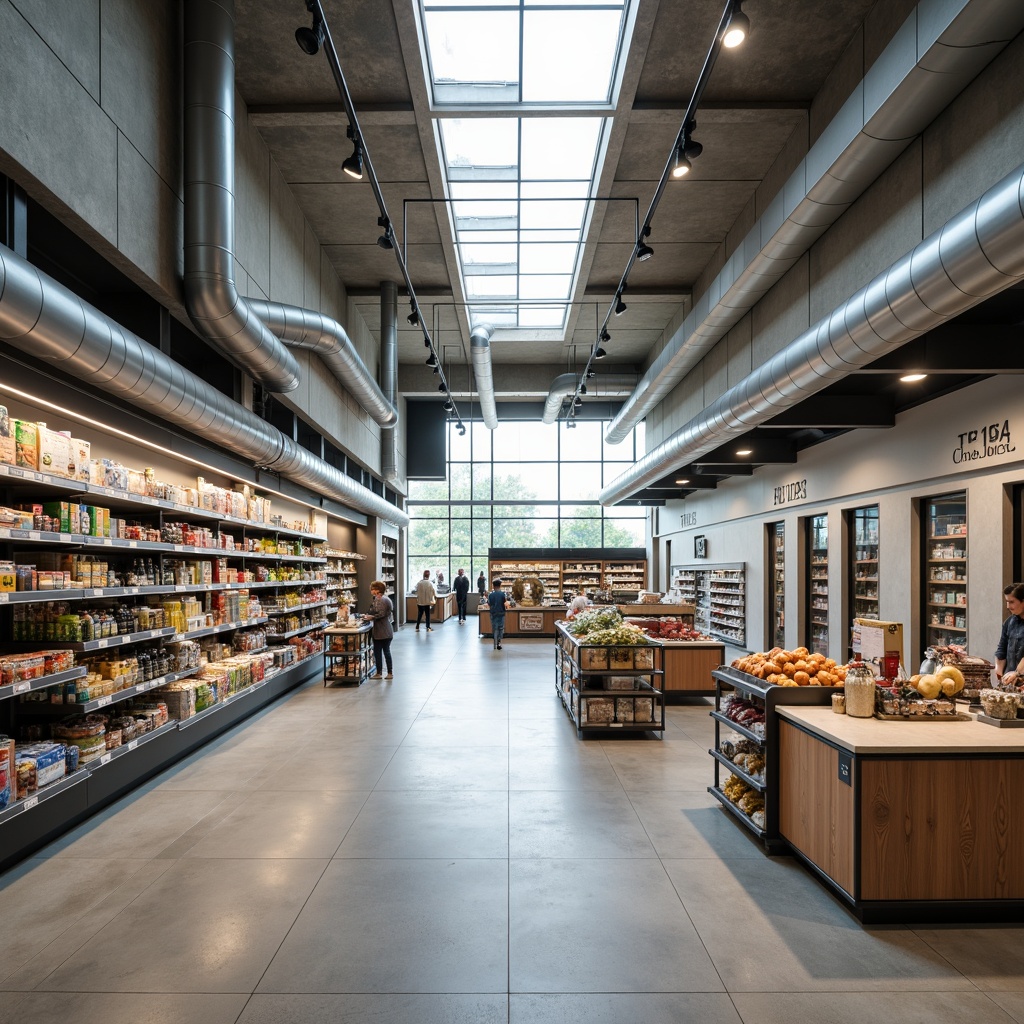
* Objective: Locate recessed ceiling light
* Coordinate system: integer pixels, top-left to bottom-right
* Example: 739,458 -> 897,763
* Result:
736,449 -> 752,456
900,373 -> 927,382
675,478 -> 689,485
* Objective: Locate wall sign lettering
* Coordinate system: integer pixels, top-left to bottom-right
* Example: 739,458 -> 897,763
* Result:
772,478 -> 807,507
680,512 -> 698,527
953,419 -> 1016,464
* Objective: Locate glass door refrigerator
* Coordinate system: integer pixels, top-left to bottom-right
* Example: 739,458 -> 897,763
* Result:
806,514 -> 828,656
923,491 -> 968,650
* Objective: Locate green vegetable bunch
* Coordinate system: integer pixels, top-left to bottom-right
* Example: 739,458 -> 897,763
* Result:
569,608 -> 623,636
580,624 -> 648,646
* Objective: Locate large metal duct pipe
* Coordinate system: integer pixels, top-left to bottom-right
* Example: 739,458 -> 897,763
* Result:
183,0 -> 300,394
470,323 -> 498,429
600,160 -> 1024,506
246,299 -> 397,428
541,372 -> 639,424
604,0 -> 1024,444
0,243 -> 409,528
379,281 -> 401,487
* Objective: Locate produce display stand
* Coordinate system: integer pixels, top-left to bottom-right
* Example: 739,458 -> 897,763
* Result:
323,623 -> 372,686
555,622 -> 664,738
479,605 -> 565,638
709,667 -> 838,852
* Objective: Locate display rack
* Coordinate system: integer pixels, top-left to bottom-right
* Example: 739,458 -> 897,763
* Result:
488,548 -> 647,601
0,462 -> 325,867
708,666 -> 838,852
380,536 -> 397,600
670,563 -> 745,646
769,523 -> 785,649
848,505 -> 880,637
554,623 -> 664,738
923,491 -> 968,648
601,560 -> 646,595
324,548 -> 363,623
323,624 -> 373,686
807,514 -> 828,656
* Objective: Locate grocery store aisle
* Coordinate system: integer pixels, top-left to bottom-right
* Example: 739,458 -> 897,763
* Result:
1,622 -> 1023,1024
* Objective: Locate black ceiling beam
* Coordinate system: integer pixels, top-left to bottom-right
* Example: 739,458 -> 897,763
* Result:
698,437 -> 798,465
691,463 -> 756,476
762,395 -> 895,428
858,328 -> 1024,373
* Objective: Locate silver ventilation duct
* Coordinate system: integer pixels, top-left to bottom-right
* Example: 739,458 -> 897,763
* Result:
379,281 -> 401,487
470,323 -> 498,429
246,299 -> 398,428
541,373 -> 639,425
604,0 -> 1024,445
0,243 -> 410,528
183,0 -> 300,394
600,160 -> 1024,506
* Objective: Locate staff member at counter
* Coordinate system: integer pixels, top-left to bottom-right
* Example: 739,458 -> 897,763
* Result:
995,582 -> 1024,686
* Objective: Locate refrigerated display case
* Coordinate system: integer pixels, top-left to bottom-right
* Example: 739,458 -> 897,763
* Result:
806,514 -> 828,656
923,491 -> 968,649
848,505 -> 879,634
768,523 -> 785,649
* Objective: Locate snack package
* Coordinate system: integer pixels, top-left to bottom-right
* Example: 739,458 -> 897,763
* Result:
0,405 -> 14,465
14,420 -> 39,470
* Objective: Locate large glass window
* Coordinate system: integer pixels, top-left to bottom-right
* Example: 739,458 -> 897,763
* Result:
408,417 -> 647,585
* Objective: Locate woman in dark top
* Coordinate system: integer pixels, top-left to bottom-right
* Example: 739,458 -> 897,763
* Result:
363,580 -> 394,679
995,581 -> 1024,687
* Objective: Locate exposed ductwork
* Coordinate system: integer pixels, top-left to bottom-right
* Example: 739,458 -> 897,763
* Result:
541,373 -> 639,425
600,160 -> 1024,506
246,299 -> 398,428
604,0 -> 1024,445
470,323 -> 498,429
0,243 -> 410,528
379,281 -> 401,487
183,0 -> 301,394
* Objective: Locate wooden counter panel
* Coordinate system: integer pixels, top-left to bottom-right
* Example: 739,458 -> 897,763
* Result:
662,644 -> 723,693
779,721 -> 854,896
860,758 -> 1024,901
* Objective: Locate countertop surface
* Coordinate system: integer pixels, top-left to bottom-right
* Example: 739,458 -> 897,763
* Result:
777,705 -> 1024,754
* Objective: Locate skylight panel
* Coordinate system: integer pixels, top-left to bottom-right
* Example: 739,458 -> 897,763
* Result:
521,9 -> 623,102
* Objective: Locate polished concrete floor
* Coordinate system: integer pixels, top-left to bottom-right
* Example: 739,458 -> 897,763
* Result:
1,621 -> 1023,1024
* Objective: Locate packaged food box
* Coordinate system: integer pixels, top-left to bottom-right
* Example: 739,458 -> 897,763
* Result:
0,506 -> 33,530
17,742 -> 67,787
72,438 -> 90,481
14,420 -> 39,470
37,424 -> 73,478
583,696 -> 614,723
0,561 -> 15,592
609,647 -> 635,670
615,697 -> 635,723
0,405 -> 14,466
580,646 -> 609,670
42,501 -> 72,534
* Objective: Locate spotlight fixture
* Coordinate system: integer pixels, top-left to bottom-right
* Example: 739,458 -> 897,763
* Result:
425,353 -> 437,368
671,142 -> 692,179
573,396 -> 583,408
593,346 -> 607,360
423,338 -> 431,348
900,372 -> 927,382
407,308 -> 420,327
457,424 -> 466,436
566,420 -> 576,429
723,2 -> 750,48
636,241 -> 654,262
376,216 -> 393,250
294,15 -> 324,55
579,383 -> 588,395
443,399 -> 454,412
614,295 -> 627,316
437,383 -> 446,393
684,137 -> 704,161
341,125 -> 363,180
587,369 -> 596,379
600,328 -> 610,343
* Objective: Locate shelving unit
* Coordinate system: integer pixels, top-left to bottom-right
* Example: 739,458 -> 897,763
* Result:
0,462 -> 325,867
807,513 -> 828,656
923,491 -> 968,648
324,548 -> 363,623
709,666 -> 837,852
768,522 -> 785,649
380,536 -> 397,600
670,563 -> 745,646
488,548 -> 647,601
848,505 -> 880,636
554,623 -> 664,738
323,624 -> 373,686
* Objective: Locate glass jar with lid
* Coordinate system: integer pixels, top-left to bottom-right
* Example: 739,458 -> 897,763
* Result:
844,653 -> 877,718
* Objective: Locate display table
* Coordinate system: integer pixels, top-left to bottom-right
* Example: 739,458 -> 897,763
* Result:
323,623 -> 373,685
661,641 -> 725,698
776,706 -> 1024,922
405,592 -> 455,624
478,606 -> 565,637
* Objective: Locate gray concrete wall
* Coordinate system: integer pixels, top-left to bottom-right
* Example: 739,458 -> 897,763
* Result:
0,0 -> 385,478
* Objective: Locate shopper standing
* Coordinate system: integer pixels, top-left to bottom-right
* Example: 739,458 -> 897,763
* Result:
995,581 -> 1024,686
362,580 -> 394,679
477,571 -> 487,596
453,567 -> 470,623
415,569 -> 437,631
487,577 -> 509,650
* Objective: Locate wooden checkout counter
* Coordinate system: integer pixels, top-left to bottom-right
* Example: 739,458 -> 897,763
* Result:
776,706 -> 1024,922
405,592 -> 456,624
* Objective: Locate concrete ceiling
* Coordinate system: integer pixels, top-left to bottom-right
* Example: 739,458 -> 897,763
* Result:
234,0 -> 879,389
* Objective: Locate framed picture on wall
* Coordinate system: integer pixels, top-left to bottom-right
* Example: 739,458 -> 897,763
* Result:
694,535 -> 708,559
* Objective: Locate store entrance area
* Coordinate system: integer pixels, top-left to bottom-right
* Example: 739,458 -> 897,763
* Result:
1,627 -> 1021,1022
